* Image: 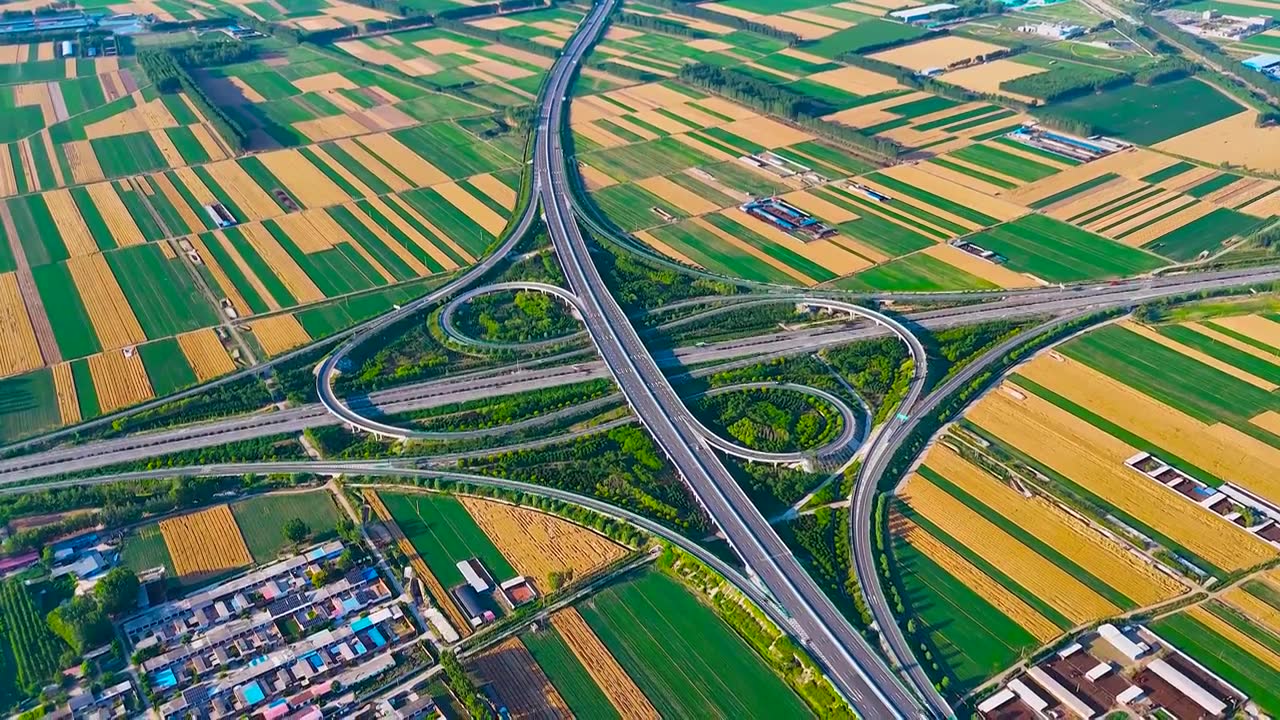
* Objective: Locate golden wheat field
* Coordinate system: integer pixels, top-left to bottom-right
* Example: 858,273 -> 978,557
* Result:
249,313 -> 312,356
966,385 -> 1276,572
921,444 -> 1186,606
458,497 -> 627,592
901,474 -> 1119,624
159,504 -> 253,579
1016,354 -> 1280,506
86,349 -> 154,412
551,609 -> 659,718
894,513 -> 1060,642
51,361 -> 79,425
0,272 -> 41,376
177,329 -> 236,381
66,254 -> 146,350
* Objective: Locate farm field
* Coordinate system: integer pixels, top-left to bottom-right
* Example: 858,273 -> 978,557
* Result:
379,491 -> 517,587
959,314 -> 1280,580
457,496 -> 627,593
0,26 -> 537,442
157,504 -> 254,581
1151,609 -> 1280,716
229,490 -> 341,563
1050,78 -> 1246,145
577,569 -> 813,719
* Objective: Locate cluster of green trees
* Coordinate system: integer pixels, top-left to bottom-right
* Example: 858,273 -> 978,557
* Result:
930,0 -> 1004,21
779,508 -> 875,634
823,337 -> 912,423
440,652 -> 492,719
695,387 -> 839,454
925,318 -> 1040,384
454,290 -> 579,344
0,578 -> 69,709
459,425 -> 711,533
726,459 -> 827,517
1000,64 -> 1130,102
616,10 -> 714,39
136,42 -> 252,152
83,374 -> 273,441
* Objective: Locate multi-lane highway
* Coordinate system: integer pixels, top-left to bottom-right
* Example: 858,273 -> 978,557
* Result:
531,1 -> 929,716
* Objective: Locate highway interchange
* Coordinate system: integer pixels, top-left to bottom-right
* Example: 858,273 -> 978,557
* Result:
7,1 -> 1280,717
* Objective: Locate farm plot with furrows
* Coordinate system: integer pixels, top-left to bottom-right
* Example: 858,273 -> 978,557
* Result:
1058,323 -> 1280,430
0,369 -> 60,442
960,215 -> 1165,283
965,384 -> 1277,576
521,623 -> 622,720
894,514 -> 1060,642
890,515 -> 1045,692
249,314 -> 311,356
104,243 -> 220,338
1151,611 -> 1280,716
30,262 -> 98,359
66,253 -> 146,350
900,474 -> 1119,626
0,272 -> 42,376
137,338 -> 196,397
158,505 -> 253,580
837,252 -> 999,293
390,123 -> 518,179
177,329 -> 235,382
470,637 -> 574,720
581,136 -> 716,182
457,497 -> 627,593
380,491 -> 516,586
918,445 -> 1187,607
1012,347 -> 1280,506
546,608 -> 657,718
86,348 -> 153,413
578,570 -> 812,719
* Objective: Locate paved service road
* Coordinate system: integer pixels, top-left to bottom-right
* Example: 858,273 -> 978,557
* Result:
533,2 -> 929,716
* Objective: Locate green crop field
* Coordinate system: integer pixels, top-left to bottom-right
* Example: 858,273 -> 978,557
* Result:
397,189 -> 495,258
32,262 -> 99,360
578,570 -> 811,719
296,278 -> 439,338
138,338 -> 197,396
892,525 -> 1041,692
9,194 -> 68,266
521,626 -> 621,720
1142,208 -> 1263,261
0,369 -> 60,443
230,490 -> 341,564
961,215 -> 1165,282
379,491 -> 516,586
1059,324 -> 1280,429
804,20 -> 927,58
592,183 -> 686,232
105,244 -> 220,338
1052,78 -> 1245,145
89,131 -> 169,178
392,122 -> 518,179
839,252 -> 996,292
581,137 -> 715,182
647,220 -> 797,285
120,524 -> 177,578
1151,612 -> 1280,716
949,144 -> 1060,183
